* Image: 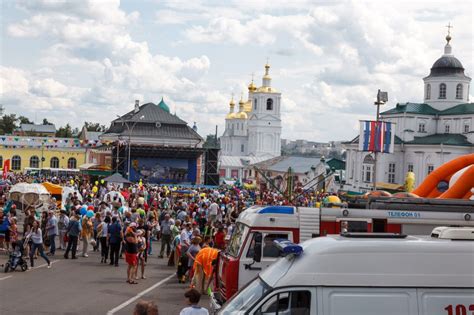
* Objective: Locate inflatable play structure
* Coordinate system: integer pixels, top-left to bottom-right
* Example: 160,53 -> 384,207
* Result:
412,153 -> 474,200
359,154 -> 474,201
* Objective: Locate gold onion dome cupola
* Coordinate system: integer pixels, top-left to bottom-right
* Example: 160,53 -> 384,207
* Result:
263,62 -> 271,80
248,80 -> 257,92
226,96 -> 237,119
237,95 -> 248,119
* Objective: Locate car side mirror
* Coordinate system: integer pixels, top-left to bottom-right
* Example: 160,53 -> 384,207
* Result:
253,232 -> 262,263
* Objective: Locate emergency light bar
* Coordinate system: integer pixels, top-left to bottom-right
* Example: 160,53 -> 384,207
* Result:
273,239 -> 303,257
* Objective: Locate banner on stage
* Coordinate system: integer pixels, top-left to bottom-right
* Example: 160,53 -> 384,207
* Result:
358,120 -> 395,153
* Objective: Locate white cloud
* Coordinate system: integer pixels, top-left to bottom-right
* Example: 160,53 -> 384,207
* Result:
1,0 -> 472,142
30,78 -> 68,97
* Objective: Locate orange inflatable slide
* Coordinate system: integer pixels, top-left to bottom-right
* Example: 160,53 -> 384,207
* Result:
412,153 -> 474,199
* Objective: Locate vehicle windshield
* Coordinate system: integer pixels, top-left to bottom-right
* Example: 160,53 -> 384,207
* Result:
226,222 -> 246,257
219,277 -> 269,315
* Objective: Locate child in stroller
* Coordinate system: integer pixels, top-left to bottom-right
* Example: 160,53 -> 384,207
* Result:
4,239 -> 28,272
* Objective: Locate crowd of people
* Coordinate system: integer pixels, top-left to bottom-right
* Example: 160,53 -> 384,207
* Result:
0,174 -> 331,314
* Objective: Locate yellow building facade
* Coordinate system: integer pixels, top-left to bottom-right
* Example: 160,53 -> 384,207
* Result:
0,147 -> 86,172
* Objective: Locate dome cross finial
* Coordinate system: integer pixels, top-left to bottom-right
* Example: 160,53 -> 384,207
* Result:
445,22 -> 453,43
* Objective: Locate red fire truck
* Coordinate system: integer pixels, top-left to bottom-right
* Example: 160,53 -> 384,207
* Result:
212,197 -> 474,306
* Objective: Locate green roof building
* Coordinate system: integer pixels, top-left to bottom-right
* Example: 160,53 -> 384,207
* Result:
343,32 -> 474,193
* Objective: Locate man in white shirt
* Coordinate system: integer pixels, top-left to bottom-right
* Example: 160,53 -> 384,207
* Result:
208,200 -> 218,224
180,222 -> 192,250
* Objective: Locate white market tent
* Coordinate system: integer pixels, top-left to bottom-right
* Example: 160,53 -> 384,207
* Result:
61,186 -> 83,208
9,183 -> 51,211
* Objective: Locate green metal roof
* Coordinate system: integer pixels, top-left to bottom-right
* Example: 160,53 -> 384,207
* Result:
439,103 -> 474,115
381,103 -> 439,115
382,102 -> 474,116
158,97 -> 170,113
406,134 -> 473,147
326,158 -> 346,170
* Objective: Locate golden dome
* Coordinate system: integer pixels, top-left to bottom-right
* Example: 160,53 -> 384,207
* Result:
248,81 -> 257,92
226,112 -> 237,119
236,111 -> 248,119
226,95 -> 236,119
256,86 -> 278,93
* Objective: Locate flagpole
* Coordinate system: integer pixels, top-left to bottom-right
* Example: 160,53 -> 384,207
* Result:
372,89 -> 387,191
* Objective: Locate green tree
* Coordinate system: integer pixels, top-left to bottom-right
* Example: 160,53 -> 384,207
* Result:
42,118 -> 53,125
203,134 -> 219,148
18,116 -> 33,124
0,114 -> 18,134
84,121 -> 106,132
56,123 -> 73,138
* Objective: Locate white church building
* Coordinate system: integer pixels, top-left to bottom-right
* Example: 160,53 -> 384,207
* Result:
344,33 -> 473,192
219,63 -> 282,181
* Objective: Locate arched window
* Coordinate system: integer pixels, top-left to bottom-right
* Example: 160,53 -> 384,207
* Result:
254,98 -> 257,110
12,155 -> 21,170
362,154 -> 374,183
456,83 -> 463,99
67,157 -> 77,169
50,157 -> 59,168
30,156 -> 39,168
425,84 -> 431,99
439,83 -> 446,99
266,98 -> 273,110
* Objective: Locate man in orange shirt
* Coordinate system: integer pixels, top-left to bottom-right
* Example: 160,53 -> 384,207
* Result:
191,247 -> 219,294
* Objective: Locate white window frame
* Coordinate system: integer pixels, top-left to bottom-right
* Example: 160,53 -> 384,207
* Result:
427,164 -> 434,175
418,123 -> 426,133
388,163 -> 396,184
456,83 -> 463,99
464,124 -> 470,133
439,83 -> 446,99
444,124 -> 450,133
425,83 -> 431,99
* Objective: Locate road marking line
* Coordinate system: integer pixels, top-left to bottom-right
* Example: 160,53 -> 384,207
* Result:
107,273 -> 175,315
0,275 -> 12,281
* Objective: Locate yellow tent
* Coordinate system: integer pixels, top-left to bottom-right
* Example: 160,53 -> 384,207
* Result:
42,182 -> 63,196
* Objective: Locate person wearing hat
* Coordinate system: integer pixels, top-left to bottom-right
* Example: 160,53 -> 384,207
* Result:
125,222 -> 139,284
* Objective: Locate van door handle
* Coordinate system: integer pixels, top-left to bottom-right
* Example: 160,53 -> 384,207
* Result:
244,264 -> 262,270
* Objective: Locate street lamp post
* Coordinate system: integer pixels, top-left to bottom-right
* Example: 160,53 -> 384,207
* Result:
117,115 -> 144,181
372,89 -> 388,191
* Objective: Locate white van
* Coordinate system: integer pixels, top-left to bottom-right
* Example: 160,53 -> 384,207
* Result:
214,227 -> 474,315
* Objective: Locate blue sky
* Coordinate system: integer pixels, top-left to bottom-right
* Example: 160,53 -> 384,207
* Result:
1,0 -> 472,141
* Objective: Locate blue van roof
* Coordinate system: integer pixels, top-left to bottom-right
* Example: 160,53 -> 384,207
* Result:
257,206 -> 294,215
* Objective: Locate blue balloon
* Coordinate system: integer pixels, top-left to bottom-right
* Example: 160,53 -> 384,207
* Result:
80,207 -> 87,215
86,210 -> 94,218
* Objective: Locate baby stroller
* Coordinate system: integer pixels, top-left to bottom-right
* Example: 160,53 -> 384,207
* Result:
4,239 -> 28,272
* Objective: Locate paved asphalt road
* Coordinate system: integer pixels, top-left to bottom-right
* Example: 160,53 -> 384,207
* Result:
0,244 -> 210,315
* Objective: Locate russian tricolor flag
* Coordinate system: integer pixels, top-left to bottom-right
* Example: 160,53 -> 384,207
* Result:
358,120 -> 394,153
